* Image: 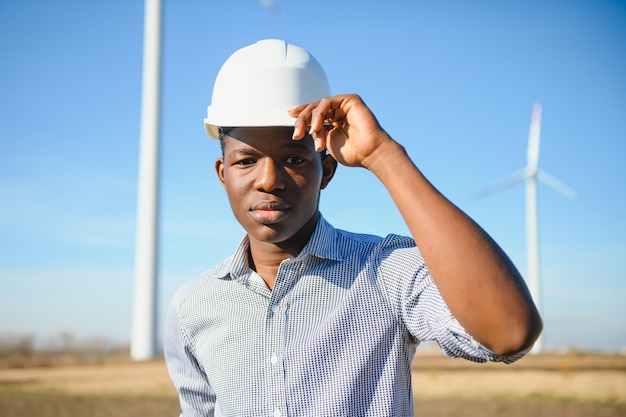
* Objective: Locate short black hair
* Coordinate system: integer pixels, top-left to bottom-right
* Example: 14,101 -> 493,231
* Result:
218,127 -> 233,156
218,126 -> 233,140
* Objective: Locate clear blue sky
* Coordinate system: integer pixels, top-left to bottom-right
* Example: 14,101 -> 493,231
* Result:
1,0 -> 624,352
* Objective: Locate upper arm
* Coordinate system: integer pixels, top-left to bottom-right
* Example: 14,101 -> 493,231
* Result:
164,294 -> 217,416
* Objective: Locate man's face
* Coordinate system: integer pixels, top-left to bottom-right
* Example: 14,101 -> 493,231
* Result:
215,127 -> 336,249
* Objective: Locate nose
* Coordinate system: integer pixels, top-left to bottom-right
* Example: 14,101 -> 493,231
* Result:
255,158 -> 285,192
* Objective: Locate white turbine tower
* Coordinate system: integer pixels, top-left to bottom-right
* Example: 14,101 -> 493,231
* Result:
129,0 -> 277,363
476,103 -> 584,354
131,0 -> 162,361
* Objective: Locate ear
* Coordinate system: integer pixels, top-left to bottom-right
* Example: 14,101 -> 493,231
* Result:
320,154 -> 337,190
215,157 -> 226,189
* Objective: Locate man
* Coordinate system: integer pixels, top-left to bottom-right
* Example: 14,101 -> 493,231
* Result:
164,39 -> 542,417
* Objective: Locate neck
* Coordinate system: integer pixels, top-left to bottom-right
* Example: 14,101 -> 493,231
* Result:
247,245 -> 294,290
248,213 -> 319,290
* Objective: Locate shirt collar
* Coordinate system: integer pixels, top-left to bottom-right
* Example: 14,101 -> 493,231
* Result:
214,213 -> 347,282
300,214 -> 347,262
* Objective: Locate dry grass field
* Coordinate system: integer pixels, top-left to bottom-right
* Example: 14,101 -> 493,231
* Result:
0,350 -> 624,417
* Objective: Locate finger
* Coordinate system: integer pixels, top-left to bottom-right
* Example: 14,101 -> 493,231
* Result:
290,102 -> 316,140
290,97 -> 337,142
287,103 -> 307,116
292,116 -> 307,140
311,127 -> 327,152
308,108 -> 329,151
309,98 -> 336,135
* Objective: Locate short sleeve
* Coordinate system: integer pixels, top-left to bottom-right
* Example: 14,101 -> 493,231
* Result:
376,235 -> 526,363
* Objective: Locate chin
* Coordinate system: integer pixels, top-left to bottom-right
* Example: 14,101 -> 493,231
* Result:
248,225 -> 294,244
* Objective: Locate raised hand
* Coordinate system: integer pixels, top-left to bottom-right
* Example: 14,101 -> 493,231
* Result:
288,94 -> 394,170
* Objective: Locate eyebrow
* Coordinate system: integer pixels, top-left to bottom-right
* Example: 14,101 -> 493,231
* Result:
227,140 -> 312,157
228,148 -> 259,158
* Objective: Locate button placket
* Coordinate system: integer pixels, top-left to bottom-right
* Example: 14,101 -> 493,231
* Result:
265,282 -> 288,417
264,259 -> 303,417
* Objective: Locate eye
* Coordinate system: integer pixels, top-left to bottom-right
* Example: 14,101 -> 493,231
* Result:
234,158 -> 256,166
284,156 -> 304,165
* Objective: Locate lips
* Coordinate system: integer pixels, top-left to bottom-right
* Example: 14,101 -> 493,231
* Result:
251,200 -> 290,211
250,200 -> 291,224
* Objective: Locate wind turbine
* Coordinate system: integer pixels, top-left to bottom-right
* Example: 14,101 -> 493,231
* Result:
131,0 -> 162,361
475,103 -> 584,354
130,0 -> 281,361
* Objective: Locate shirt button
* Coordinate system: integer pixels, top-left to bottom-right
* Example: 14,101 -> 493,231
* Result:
271,305 -> 279,314
273,409 -> 281,417
270,354 -> 278,365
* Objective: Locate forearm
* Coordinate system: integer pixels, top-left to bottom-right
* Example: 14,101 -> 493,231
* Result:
366,138 -> 542,355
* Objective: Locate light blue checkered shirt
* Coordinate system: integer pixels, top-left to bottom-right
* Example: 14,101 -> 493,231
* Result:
164,215 -> 523,417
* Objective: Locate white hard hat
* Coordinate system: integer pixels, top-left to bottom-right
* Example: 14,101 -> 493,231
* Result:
204,39 -> 331,138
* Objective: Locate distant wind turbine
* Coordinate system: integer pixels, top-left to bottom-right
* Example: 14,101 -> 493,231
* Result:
131,0 -> 162,361
475,103 -> 585,354
130,0 -> 276,362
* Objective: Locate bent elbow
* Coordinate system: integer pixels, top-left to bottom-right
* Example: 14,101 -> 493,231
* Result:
490,313 -> 544,356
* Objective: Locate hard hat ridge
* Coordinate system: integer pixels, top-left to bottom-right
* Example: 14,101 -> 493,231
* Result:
204,39 -> 331,139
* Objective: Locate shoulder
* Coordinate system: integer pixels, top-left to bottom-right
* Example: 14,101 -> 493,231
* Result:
310,215 -> 415,259
335,228 -> 417,257
169,256 -> 233,313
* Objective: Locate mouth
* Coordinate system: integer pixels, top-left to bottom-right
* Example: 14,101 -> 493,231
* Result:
249,200 -> 291,224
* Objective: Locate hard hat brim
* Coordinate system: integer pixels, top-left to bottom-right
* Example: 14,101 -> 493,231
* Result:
204,106 -> 299,139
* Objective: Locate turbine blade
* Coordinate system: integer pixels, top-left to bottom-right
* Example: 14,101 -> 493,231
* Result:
537,169 -> 590,207
527,102 -> 542,173
471,168 -> 530,200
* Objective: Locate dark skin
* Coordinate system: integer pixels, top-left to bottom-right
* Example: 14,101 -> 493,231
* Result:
215,127 -> 337,287
216,94 -> 542,356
